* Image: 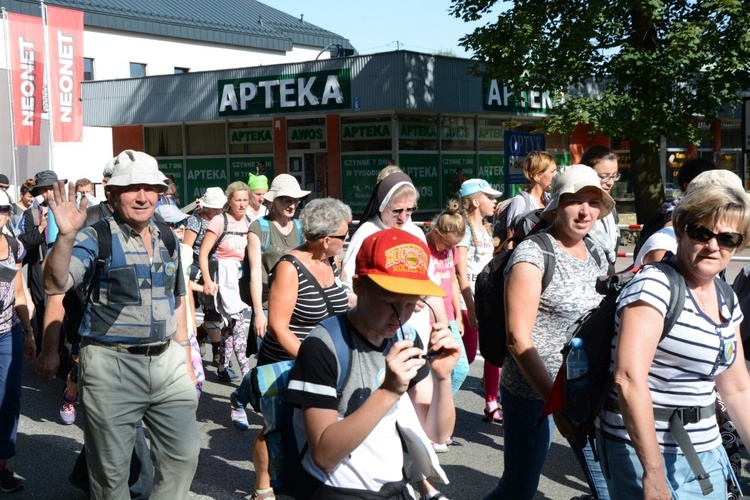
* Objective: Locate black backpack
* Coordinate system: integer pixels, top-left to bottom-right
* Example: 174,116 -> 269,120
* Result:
475,209 -> 601,367
551,257 -> 735,495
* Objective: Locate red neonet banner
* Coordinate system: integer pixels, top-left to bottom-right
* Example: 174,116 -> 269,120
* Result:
7,12 -> 45,146
46,6 -> 84,142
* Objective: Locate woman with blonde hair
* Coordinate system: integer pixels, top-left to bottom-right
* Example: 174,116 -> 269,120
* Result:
496,151 -> 556,244
199,181 -> 252,382
455,179 -> 503,422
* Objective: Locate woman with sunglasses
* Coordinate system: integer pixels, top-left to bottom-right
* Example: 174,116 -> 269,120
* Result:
199,181 -> 253,382
598,184 -> 750,499
341,167 -> 423,301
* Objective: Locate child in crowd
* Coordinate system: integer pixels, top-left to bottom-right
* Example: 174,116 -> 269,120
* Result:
455,179 -> 503,422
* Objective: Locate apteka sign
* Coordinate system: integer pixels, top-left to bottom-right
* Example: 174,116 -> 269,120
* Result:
218,69 -> 351,117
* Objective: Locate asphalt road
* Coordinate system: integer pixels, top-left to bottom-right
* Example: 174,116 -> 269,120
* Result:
10,245 -> 750,499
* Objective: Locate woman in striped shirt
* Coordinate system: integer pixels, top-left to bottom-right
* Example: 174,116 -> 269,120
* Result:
600,184 -> 750,499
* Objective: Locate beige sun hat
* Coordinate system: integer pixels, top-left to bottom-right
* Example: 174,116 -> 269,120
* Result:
263,174 -> 310,202
200,187 -> 227,209
687,169 -> 746,195
541,164 -> 615,221
105,150 -> 168,192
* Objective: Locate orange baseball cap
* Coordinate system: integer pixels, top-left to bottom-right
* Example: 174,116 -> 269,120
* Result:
355,228 -> 446,297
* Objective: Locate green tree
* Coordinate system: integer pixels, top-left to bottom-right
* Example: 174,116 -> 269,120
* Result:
451,0 -> 750,221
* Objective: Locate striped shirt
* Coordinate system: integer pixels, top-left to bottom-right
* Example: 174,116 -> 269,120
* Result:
600,266 -> 742,453
257,255 -> 349,365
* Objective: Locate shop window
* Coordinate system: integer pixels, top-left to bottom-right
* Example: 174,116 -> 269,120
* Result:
287,117 -> 326,150
398,115 -> 438,151
341,115 -> 391,152
477,118 -> 504,152
129,62 -> 146,78
228,120 -> 273,155
721,122 -> 741,149
144,125 -> 183,157
186,123 -> 226,155
441,117 -> 474,151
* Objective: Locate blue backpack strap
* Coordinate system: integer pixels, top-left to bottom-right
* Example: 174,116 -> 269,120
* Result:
294,219 -> 304,245
320,314 -> 352,392
259,216 -> 271,253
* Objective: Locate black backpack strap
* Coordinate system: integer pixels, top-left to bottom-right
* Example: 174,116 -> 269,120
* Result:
154,221 -> 177,257
89,219 -> 112,304
3,234 -> 19,261
583,236 -> 603,270
651,258 -> 687,339
715,278 -> 736,318
526,233 -> 556,292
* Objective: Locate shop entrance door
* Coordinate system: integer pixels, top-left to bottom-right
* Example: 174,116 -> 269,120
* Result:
288,153 -> 328,199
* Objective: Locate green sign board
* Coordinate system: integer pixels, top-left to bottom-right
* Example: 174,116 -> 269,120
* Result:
341,154 -> 392,213
157,159 -> 185,200
341,122 -> 392,140
399,154 -> 440,210
218,69 -> 351,117
441,153 -> 476,201
482,78 -> 556,115
229,157 -> 275,184
229,128 -> 273,144
185,158 -> 228,201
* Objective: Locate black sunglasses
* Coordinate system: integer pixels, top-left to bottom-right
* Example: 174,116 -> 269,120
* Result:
685,224 -> 743,249
328,231 -> 349,241
170,220 -> 187,229
0,206 -> 11,214
389,206 -> 418,216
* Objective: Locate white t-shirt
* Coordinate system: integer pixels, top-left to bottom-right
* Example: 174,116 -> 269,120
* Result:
633,227 -> 676,266
456,223 -> 494,310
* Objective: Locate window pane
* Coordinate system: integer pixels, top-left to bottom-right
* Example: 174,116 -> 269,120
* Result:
129,62 -> 146,78
174,67 -> 190,74
186,123 -> 226,155
144,125 -> 183,157
84,58 -> 94,81
228,120 -> 273,154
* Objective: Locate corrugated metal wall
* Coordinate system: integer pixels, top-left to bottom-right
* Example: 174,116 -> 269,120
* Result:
82,51 -> 487,126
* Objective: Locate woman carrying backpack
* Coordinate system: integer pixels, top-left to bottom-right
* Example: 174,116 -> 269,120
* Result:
485,165 -> 612,500
455,179 -> 502,422
496,151 -> 556,246
599,184 -> 750,499
199,181 -> 252,382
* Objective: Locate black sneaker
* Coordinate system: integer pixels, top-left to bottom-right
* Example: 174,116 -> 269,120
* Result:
0,465 -> 24,492
217,366 -> 238,382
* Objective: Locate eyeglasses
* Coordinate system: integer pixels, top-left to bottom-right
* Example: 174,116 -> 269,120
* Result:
170,220 -> 187,229
598,173 -> 621,182
0,206 -> 11,215
328,231 -> 349,241
277,196 -> 300,205
388,206 -> 418,216
685,224 -> 744,249
0,185 -> 8,190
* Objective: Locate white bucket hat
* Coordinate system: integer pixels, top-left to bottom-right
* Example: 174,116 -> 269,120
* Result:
687,169 -> 746,195
263,174 -> 310,202
542,164 -> 615,221
200,187 -> 227,209
105,150 -> 168,192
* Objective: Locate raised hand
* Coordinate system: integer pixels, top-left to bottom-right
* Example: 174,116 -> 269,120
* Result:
49,180 -> 88,238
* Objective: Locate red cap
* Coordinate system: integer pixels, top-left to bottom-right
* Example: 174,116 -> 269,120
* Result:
355,228 -> 446,297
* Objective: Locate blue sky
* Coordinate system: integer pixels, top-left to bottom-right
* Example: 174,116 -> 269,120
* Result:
274,0 -> 487,58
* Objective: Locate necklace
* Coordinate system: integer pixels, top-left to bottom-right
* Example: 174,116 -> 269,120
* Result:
693,286 -> 712,312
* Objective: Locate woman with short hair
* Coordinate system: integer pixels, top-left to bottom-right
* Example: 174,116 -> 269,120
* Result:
599,184 -> 750,499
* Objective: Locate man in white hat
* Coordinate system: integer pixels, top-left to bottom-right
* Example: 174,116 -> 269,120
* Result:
42,150 -> 199,499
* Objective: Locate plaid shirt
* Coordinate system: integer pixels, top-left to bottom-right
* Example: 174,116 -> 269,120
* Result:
69,216 -> 185,344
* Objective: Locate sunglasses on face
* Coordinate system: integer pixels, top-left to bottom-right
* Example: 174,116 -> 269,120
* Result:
170,220 -> 186,229
685,224 -> 743,249
0,206 -> 11,215
328,231 -> 349,241
389,206 -> 418,216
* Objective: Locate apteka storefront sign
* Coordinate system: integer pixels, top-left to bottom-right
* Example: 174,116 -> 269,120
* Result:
218,69 -> 351,116
483,78 -> 557,115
